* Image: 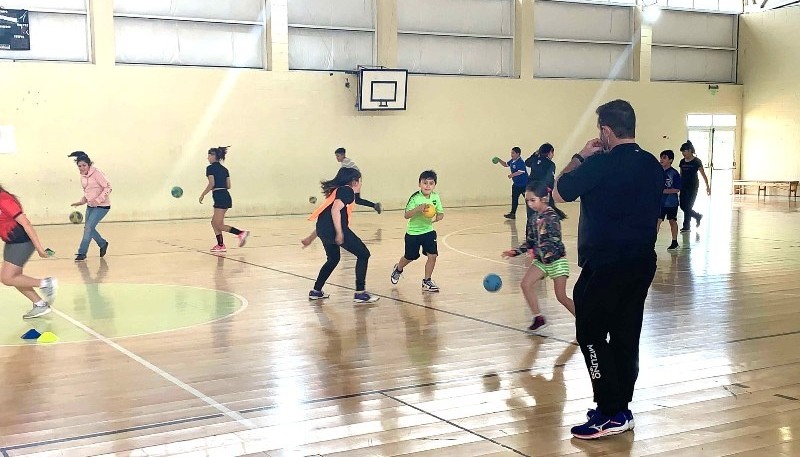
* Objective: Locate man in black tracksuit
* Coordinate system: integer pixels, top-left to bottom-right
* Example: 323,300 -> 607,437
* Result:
554,99 -> 663,440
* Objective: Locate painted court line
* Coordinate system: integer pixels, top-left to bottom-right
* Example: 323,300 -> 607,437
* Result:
53,308 -> 257,430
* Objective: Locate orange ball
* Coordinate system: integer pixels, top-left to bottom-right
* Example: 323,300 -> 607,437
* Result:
422,205 -> 437,218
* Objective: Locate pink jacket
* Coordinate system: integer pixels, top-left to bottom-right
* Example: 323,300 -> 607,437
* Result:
79,166 -> 112,207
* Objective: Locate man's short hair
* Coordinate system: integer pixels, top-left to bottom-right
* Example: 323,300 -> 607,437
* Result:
660,149 -> 674,160
596,99 -> 636,139
334,147 -> 346,156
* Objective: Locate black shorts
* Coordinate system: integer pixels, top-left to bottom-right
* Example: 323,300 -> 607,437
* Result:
660,206 -> 678,221
212,189 -> 232,209
404,231 -> 438,261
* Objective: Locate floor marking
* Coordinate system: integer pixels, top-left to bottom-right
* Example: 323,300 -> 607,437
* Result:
54,308 -> 256,430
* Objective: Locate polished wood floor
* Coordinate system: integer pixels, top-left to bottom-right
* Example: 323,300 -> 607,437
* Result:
1,196 -> 798,457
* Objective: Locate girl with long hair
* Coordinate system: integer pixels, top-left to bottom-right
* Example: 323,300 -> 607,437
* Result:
308,167 -> 378,303
199,146 -> 249,252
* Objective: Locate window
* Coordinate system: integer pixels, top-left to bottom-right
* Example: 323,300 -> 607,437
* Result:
0,0 -> 89,62
113,0 -> 266,68
650,10 -> 737,83
397,0 -> 513,76
288,0 -> 375,71
687,113 -> 736,127
655,0 -> 743,13
534,0 -> 635,80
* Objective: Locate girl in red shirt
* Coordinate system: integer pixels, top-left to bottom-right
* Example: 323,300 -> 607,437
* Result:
0,185 -> 57,318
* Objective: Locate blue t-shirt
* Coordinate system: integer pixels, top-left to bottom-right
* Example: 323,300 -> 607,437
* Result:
509,157 -> 528,187
662,167 -> 681,208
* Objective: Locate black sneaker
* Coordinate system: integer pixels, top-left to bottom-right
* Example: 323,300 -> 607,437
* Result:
696,214 -> 703,227
99,242 -> 109,258
374,202 -> 383,214
504,213 -> 516,220
74,254 -> 87,262
667,240 -> 679,250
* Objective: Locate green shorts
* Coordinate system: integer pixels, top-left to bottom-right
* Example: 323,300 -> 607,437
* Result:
533,258 -> 570,278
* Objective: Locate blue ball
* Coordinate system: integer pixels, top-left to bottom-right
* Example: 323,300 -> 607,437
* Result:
483,273 -> 502,292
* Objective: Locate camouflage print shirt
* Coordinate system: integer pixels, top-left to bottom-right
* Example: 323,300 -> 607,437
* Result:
518,206 -> 566,264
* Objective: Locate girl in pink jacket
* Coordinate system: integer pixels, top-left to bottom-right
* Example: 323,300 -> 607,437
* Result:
69,151 -> 111,262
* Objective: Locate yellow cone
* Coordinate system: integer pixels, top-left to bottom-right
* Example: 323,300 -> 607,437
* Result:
37,332 -> 59,343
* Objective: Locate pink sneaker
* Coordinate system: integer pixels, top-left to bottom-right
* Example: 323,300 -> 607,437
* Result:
237,230 -> 249,247
211,244 -> 227,253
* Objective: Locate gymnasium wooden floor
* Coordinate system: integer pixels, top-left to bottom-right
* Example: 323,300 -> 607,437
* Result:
1,196 -> 798,457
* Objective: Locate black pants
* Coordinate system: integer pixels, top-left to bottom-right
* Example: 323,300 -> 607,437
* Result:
355,193 -> 375,209
573,253 -> 657,416
510,184 -> 526,215
314,230 -> 371,291
679,184 -> 701,230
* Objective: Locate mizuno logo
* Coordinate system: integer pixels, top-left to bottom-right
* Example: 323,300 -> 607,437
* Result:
588,344 -> 601,379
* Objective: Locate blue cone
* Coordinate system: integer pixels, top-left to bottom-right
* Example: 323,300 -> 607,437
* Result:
21,329 -> 42,340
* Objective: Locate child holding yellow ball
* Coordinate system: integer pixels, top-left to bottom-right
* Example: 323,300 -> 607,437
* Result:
390,170 -> 444,292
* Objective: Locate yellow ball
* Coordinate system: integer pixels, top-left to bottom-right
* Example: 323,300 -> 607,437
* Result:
422,205 -> 437,218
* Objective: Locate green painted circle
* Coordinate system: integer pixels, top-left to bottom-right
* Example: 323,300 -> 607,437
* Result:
0,284 -> 244,346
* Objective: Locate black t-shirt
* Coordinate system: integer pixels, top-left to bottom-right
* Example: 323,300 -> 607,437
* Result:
556,143 -> 663,268
526,155 -> 556,188
679,157 -> 703,188
316,186 -> 356,241
206,162 -> 229,188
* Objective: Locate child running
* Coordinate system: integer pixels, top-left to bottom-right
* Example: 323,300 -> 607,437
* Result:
0,184 -> 57,319
308,167 -> 379,303
502,181 -> 574,332
199,146 -> 249,252
390,170 -> 444,292
68,151 -> 112,262
658,150 -> 682,250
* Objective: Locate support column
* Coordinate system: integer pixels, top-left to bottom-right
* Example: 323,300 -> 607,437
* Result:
89,0 -> 115,66
515,0 -> 535,79
376,0 -> 398,68
267,0 -> 289,71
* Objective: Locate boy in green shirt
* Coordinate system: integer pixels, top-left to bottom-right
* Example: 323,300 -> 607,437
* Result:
391,170 -> 445,292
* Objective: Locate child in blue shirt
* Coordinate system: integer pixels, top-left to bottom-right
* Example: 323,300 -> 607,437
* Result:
658,150 -> 682,250
494,147 -> 529,220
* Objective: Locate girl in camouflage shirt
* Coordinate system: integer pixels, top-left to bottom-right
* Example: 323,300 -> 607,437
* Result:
503,181 -> 575,332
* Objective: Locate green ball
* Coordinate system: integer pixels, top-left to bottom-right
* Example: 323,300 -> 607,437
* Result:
171,186 -> 184,198
492,156 -> 500,164
69,211 -> 83,224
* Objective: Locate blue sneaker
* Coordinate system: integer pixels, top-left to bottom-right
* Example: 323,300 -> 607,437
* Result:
586,408 -> 635,429
571,410 -> 630,439
354,292 -> 379,303
308,290 -> 329,300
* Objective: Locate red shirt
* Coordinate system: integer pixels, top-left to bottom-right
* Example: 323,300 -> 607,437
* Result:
0,191 -> 30,244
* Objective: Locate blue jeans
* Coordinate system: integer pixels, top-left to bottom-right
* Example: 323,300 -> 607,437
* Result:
78,206 -> 109,256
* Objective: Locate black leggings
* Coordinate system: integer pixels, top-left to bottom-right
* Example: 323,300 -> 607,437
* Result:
314,230 -> 371,291
510,184 -> 526,215
679,184 -> 701,229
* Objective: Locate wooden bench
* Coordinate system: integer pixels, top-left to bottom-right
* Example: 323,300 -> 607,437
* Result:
733,180 -> 798,199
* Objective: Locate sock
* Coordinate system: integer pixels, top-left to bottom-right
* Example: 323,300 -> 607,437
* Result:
216,234 -> 224,245
34,300 -> 47,307
39,279 -> 48,288
228,227 -> 242,235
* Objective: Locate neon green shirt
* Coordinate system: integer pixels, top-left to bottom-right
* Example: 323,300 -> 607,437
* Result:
405,191 -> 444,235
